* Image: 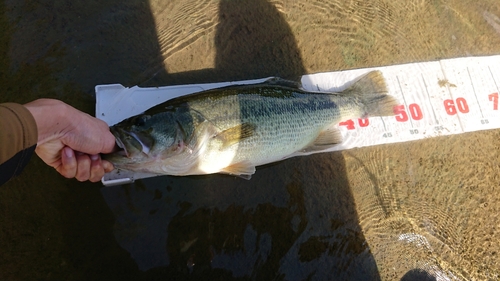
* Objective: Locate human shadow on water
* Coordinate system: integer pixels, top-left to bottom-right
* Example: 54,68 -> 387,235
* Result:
102,0 -> 381,280
1,0 -> 167,280
1,0 -> 381,280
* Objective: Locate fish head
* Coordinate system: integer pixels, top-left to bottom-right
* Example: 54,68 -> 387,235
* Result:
106,110 -> 191,170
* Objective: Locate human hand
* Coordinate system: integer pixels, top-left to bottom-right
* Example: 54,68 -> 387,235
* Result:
24,99 -> 116,182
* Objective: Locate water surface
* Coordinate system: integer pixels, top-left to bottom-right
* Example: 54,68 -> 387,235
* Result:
1,0 -> 500,280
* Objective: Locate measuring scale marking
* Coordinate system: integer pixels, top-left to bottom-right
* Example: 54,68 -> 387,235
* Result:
96,55 -> 500,185
441,57 -> 500,133
301,56 -> 500,152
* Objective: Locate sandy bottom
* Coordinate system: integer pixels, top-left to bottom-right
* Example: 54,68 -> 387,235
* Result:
1,0 -> 500,280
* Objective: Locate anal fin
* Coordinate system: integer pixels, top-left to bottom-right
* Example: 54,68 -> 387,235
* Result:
301,126 -> 343,153
220,161 -> 256,180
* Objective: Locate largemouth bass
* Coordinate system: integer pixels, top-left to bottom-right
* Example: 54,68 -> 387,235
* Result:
105,71 -> 397,179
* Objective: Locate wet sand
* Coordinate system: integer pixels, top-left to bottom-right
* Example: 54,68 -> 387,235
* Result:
1,0 -> 500,280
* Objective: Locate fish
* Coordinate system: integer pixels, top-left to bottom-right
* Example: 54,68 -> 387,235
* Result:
104,70 -> 398,179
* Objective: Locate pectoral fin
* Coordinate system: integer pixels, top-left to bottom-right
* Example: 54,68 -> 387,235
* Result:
216,123 -> 257,149
301,126 -> 343,153
220,161 -> 256,180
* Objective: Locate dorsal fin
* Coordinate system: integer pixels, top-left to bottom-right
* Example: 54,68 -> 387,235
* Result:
260,77 -> 302,89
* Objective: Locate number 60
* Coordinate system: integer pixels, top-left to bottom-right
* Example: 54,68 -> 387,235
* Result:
443,98 -> 469,115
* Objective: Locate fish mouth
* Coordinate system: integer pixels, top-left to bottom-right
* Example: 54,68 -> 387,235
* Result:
110,126 -> 153,158
110,127 -> 131,158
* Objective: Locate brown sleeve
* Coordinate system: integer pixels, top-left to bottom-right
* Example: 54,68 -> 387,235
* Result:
0,103 -> 38,165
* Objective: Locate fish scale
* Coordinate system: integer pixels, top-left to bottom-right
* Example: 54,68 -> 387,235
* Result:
195,92 -> 343,165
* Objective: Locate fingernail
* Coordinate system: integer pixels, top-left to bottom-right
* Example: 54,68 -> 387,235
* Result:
90,154 -> 99,161
65,147 -> 73,158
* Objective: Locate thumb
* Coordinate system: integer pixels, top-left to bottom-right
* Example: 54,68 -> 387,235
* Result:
65,116 -> 117,155
96,126 -> 117,154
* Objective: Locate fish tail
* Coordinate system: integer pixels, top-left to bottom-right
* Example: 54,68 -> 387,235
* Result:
341,70 -> 398,117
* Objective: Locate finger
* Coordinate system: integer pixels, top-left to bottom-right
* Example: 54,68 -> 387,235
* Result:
75,153 -> 91,182
89,155 -> 105,182
102,159 -> 115,173
59,147 -> 77,179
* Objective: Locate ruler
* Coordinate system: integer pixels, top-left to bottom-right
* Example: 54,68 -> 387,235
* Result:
96,55 -> 500,186
301,56 -> 500,151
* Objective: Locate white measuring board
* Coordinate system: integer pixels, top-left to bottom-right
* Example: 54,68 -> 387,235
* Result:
96,55 -> 500,186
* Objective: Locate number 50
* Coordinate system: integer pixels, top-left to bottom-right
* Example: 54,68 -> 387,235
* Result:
394,104 -> 423,122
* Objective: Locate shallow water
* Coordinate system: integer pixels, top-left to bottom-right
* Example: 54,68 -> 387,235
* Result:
1,0 -> 500,280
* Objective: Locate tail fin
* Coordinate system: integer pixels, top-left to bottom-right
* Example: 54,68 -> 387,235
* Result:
341,70 -> 398,116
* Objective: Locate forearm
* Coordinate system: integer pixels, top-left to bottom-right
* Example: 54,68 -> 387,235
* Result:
0,103 -> 38,185
0,103 -> 38,164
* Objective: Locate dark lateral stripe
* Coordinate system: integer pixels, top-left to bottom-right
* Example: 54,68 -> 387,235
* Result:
0,145 -> 36,186
240,95 -> 339,121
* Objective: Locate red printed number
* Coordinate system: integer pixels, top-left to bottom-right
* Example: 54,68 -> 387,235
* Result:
339,118 -> 370,130
443,98 -> 469,115
339,119 -> 355,130
489,93 -> 498,110
358,118 -> 369,127
394,104 -> 423,122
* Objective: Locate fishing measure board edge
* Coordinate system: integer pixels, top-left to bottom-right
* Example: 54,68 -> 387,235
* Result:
96,55 -> 500,186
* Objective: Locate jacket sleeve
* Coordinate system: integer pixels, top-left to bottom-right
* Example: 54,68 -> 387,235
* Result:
0,103 -> 38,185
